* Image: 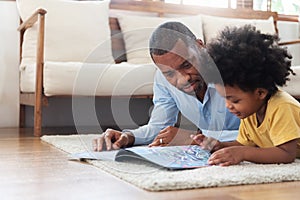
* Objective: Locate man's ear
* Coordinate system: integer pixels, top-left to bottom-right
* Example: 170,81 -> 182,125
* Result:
196,39 -> 205,48
255,88 -> 268,99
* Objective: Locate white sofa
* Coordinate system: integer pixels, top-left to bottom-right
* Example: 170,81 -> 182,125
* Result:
18,0 -> 156,97
17,0 -> 300,136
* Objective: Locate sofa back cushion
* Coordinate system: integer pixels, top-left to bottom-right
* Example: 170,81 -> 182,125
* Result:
117,14 -> 204,64
202,15 -> 276,43
17,0 -> 114,69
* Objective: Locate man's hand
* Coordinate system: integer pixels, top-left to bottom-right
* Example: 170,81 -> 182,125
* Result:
93,129 -> 134,151
148,126 -> 198,147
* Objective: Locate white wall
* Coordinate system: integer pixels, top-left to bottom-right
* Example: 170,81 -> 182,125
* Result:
0,1 -> 19,127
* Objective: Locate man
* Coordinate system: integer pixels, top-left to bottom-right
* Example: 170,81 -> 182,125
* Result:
93,22 -> 240,151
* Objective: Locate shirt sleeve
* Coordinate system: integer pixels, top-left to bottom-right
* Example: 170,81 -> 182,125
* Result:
123,71 -> 179,145
202,129 -> 238,142
269,103 -> 300,146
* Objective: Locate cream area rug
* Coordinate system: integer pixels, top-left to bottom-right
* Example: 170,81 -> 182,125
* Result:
41,134 -> 300,191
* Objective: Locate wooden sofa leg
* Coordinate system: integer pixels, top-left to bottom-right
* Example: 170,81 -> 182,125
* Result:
20,103 -> 42,136
33,12 -> 46,137
34,103 -> 42,137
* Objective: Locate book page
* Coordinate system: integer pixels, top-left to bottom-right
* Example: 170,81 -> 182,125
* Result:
70,150 -> 118,161
69,145 -> 211,170
117,145 -> 211,170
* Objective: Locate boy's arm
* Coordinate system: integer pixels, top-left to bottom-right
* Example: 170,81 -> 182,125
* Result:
210,140 -> 241,152
209,139 -> 298,166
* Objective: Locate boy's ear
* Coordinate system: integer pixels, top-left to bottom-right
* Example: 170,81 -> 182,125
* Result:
256,88 -> 268,99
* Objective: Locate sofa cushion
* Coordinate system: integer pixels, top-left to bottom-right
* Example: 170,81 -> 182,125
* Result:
202,15 -> 276,43
117,14 -> 204,64
20,61 -> 156,96
17,0 -> 114,69
280,66 -> 300,97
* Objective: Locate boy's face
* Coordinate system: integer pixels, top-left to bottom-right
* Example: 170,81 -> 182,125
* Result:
215,84 -> 268,119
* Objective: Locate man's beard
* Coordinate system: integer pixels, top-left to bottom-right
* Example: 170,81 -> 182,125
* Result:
182,80 -> 204,97
193,81 -> 205,96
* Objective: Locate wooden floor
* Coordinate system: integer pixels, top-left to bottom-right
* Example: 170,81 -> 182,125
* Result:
1,128 -> 300,200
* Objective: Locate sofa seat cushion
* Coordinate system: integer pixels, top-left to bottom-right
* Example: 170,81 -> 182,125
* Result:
20,62 -> 156,96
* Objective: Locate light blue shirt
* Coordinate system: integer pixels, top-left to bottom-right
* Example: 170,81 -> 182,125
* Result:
124,70 -> 240,145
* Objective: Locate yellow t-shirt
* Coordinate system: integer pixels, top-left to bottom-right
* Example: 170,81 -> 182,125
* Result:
237,90 -> 300,157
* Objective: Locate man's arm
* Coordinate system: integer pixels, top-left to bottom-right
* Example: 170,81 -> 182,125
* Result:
93,71 -> 180,150
123,71 -> 180,145
149,126 -> 200,147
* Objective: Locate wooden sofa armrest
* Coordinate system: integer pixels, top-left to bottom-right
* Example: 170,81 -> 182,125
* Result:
18,8 -> 47,136
278,39 -> 300,46
18,8 -> 47,31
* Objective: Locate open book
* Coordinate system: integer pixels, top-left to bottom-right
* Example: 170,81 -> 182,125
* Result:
70,145 -> 211,170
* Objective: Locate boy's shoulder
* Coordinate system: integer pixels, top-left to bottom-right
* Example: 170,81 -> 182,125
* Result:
269,90 -> 300,108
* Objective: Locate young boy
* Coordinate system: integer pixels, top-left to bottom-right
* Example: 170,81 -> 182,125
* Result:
192,25 -> 300,166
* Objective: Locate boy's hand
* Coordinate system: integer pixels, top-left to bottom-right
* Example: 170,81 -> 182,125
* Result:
190,134 -> 219,151
208,146 -> 244,166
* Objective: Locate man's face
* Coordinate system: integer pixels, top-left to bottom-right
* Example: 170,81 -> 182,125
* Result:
152,39 -> 206,98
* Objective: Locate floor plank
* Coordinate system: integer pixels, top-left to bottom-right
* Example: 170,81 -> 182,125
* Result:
1,127 -> 300,200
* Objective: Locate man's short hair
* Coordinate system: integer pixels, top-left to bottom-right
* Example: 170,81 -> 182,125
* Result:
149,21 -> 197,56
